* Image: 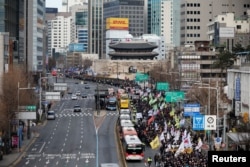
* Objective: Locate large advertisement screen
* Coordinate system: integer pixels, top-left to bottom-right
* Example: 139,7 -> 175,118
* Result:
75,12 -> 88,26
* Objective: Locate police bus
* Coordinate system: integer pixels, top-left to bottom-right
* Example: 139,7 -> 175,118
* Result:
123,135 -> 144,161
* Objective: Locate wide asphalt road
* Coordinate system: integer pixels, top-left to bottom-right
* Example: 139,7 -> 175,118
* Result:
15,78 -> 120,167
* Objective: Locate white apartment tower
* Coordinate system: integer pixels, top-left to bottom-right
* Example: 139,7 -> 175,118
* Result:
162,0 -> 181,49
46,13 -> 72,56
180,0 -> 250,46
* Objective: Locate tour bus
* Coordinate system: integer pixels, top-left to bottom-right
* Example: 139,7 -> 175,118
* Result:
120,120 -> 134,128
122,127 -> 137,138
123,135 -> 144,160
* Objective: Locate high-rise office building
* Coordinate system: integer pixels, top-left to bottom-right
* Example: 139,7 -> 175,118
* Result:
0,0 -> 22,66
180,0 -> 250,46
147,0 -> 181,49
24,0 -> 46,72
70,3 -> 88,49
88,0 -> 104,59
103,0 -> 145,37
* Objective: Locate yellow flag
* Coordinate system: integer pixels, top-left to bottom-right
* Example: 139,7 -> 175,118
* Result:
174,115 -> 178,122
170,108 -> 175,117
150,136 -> 160,149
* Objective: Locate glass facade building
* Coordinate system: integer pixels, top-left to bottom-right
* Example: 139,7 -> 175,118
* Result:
88,0 -> 104,59
24,0 -> 46,72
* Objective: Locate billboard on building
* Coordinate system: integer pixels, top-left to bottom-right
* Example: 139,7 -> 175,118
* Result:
219,27 -> 235,38
106,18 -> 129,30
46,8 -> 58,13
75,12 -> 88,26
69,43 -> 85,52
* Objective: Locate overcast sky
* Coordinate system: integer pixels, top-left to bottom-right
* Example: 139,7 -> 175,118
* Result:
46,0 -> 62,10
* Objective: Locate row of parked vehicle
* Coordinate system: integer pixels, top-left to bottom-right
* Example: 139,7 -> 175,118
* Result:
118,107 -> 145,161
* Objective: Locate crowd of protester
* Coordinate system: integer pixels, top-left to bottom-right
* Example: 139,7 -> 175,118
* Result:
125,86 -> 208,167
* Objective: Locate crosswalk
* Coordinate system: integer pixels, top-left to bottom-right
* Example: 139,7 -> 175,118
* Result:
54,111 -> 118,118
61,96 -> 95,100
55,113 -> 92,117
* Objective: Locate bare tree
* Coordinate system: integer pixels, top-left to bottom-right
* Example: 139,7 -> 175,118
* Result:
82,59 -> 93,70
0,66 -> 36,133
48,57 -> 56,70
185,85 -> 217,114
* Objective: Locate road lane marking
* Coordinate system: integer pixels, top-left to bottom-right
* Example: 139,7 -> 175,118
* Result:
39,142 -> 46,153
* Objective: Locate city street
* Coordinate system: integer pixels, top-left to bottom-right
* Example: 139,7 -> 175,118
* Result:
14,78 -> 120,167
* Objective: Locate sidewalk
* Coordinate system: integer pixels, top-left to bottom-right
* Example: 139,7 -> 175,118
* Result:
0,129 -> 40,167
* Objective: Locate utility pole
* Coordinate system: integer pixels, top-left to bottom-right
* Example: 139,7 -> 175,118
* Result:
116,62 -> 118,79
97,83 -> 100,115
143,66 -> 145,90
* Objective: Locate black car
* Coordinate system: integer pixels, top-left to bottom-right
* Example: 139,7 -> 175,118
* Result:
85,85 -> 90,89
73,105 -> 81,112
81,93 -> 87,98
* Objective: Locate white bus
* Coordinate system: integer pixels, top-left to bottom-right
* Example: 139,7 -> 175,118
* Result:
122,127 -> 137,138
119,114 -> 131,120
123,135 -> 144,160
120,108 -> 130,115
120,120 -> 134,128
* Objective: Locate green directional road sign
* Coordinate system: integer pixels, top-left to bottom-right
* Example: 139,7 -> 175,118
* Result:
135,73 -> 149,82
26,105 -> 36,111
165,91 -> 185,102
156,82 -> 169,91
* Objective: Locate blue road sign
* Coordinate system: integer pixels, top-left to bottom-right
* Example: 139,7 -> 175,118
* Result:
193,114 -> 205,130
235,77 -> 240,101
184,103 -> 200,116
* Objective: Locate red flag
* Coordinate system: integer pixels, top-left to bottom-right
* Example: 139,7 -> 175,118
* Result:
147,116 -> 155,125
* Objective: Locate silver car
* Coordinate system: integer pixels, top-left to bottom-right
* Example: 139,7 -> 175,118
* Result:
71,94 -> 77,100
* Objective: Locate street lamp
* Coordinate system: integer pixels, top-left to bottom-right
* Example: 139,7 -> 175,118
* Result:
17,82 -> 36,142
38,75 -> 54,120
198,86 -> 219,136
17,82 -> 36,112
